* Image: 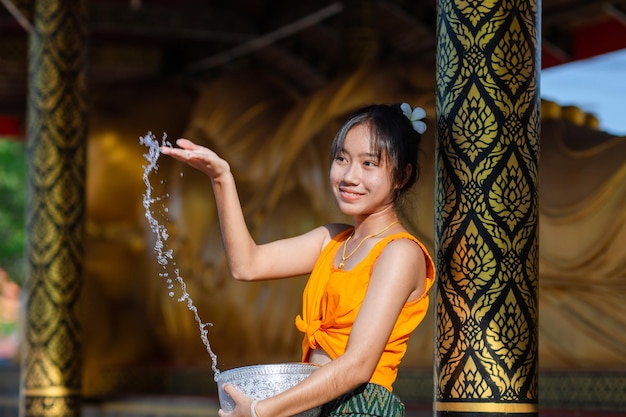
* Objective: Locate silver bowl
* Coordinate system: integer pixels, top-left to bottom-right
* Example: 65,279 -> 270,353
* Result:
216,363 -> 321,417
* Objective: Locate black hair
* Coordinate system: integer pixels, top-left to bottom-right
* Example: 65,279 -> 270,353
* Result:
330,103 -> 424,203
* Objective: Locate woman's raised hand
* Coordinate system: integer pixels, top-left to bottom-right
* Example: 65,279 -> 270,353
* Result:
160,138 -> 231,181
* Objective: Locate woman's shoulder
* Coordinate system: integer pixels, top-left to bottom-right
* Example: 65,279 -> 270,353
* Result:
378,232 -> 423,253
378,233 -> 435,281
373,232 -> 431,267
385,230 -> 429,246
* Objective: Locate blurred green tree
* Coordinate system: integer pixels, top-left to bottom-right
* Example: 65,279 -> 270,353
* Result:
0,138 -> 26,285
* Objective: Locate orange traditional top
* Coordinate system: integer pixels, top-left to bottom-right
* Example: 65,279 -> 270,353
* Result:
295,229 -> 435,391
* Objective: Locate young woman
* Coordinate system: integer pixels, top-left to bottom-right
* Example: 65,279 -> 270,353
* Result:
160,103 -> 435,417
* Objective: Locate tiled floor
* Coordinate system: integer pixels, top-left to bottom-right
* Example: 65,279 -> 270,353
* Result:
82,397 -> 434,417
0,395 -> 625,416
80,398 -> 626,417
0,366 -> 624,416
83,398 -> 433,417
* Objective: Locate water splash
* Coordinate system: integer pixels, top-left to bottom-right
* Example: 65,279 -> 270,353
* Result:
140,131 -> 220,378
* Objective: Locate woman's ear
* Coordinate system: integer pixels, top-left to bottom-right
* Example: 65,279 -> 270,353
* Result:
400,164 -> 412,189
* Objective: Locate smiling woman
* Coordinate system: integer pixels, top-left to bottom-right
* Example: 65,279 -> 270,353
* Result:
159,102 -> 435,417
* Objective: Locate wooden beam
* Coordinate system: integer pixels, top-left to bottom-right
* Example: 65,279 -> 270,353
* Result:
0,0 -> 31,33
187,2 -> 343,73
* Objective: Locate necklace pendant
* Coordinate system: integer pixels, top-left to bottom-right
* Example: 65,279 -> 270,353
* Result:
338,220 -> 400,270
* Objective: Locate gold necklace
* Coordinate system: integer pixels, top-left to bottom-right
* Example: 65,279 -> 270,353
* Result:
339,221 -> 400,269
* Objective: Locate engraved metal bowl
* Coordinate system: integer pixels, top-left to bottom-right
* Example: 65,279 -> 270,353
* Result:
216,363 -> 321,417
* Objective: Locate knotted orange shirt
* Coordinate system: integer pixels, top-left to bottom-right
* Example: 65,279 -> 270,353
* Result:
295,229 -> 435,391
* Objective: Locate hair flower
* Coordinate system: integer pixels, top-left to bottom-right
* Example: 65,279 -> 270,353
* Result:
400,103 -> 427,134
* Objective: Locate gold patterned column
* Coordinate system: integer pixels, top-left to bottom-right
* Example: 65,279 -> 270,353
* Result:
21,1 -> 87,416
434,0 -> 540,415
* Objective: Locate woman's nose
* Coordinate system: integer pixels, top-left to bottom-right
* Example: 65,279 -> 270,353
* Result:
342,163 -> 359,184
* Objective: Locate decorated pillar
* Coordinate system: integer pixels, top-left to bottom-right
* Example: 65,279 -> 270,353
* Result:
21,1 -> 88,416
434,0 -> 540,415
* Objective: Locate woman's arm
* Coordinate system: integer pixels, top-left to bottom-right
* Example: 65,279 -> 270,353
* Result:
161,138 -> 337,280
223,238 -> 428,417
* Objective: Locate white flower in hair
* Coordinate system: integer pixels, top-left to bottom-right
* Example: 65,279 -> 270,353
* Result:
400,103 -> 427,134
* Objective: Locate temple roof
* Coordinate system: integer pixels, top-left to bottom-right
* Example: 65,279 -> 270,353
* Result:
1,0 -> 625,130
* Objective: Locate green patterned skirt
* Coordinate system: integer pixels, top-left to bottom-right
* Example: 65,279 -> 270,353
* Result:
321,383 -> 405,417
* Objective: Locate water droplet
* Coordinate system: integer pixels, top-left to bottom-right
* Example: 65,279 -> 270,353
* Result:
140,131 -> 220,378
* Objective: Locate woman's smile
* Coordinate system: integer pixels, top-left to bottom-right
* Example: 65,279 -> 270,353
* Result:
339,187 -> 363,201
